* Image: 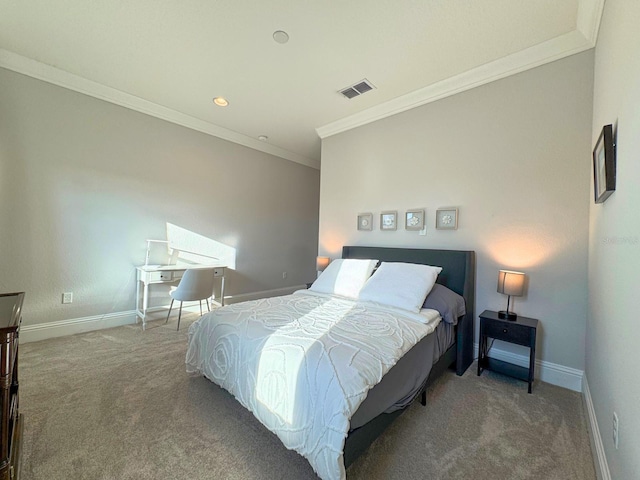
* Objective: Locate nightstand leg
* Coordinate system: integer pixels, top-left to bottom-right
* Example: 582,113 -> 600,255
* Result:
528,344 -> 536,394
477,332 -> 485,376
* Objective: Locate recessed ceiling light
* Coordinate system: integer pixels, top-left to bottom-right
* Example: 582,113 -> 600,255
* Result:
213,97 -> 229,107
273,30 -> 289,44
258,135 -> 268,142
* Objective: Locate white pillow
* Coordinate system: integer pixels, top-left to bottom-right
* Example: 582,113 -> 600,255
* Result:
358,262 -> 443,313
309,258 -> 378,299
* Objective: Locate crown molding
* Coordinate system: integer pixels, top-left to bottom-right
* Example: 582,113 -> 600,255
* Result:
317,11 -> 601,140
2,0 -> 604,166
577,0 -> 606,46
0,49 -> 320,170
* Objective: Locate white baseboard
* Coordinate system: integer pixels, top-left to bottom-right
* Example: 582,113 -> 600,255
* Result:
19,285 -> 307,343
21,310 -> 138,343
582,376 -> 612,480
474,343 -> 584,392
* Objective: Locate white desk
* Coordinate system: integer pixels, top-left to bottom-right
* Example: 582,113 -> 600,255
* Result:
135,264 -> 226,329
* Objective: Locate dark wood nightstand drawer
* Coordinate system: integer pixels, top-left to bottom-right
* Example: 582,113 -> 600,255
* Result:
482,318 -> 533,346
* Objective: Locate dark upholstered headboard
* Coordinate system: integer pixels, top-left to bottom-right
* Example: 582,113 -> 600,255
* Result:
342,246 -> 476,375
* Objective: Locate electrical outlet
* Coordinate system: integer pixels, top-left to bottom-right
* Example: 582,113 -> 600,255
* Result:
282,272 -> 287,279
613,412 -> 619,449
62,292 -> 73,304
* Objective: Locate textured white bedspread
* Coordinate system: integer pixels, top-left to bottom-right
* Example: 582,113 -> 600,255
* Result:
185,290 -> 440,480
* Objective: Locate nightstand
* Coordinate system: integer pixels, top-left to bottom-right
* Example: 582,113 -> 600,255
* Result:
477,309 -> 538,393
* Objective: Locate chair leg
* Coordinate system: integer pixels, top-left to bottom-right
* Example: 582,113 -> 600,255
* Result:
166,299 -> 174,324
177,301 -> 183,331
206,298 -> 210,312
199,300 -> 203,316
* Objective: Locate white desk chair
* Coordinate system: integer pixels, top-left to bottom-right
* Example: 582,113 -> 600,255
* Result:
166,268 -> 216,330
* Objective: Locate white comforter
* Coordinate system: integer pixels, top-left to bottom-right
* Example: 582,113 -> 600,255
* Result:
185,290 -> 441,480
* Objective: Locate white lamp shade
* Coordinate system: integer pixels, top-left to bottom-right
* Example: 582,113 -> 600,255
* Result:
316,256 -> 330,272
497,270 -> 525,297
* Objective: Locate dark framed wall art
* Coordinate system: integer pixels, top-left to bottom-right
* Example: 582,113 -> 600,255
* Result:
593,124 -> 616,204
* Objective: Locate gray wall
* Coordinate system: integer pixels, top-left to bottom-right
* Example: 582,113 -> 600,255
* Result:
0,67 -> 320,326
588,1 -> 640,477
320,51 -> 593,371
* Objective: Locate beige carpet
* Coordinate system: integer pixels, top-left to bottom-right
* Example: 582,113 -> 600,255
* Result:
19,315 -> 596,480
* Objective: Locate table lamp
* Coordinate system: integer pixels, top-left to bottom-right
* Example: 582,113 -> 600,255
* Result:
497,270 -> 525,320
316,256 -> 330,273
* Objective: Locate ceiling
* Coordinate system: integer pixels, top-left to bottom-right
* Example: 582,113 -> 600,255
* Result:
0,1 -> 603,169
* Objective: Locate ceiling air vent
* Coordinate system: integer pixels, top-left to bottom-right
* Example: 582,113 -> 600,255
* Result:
339,79 -> 375,99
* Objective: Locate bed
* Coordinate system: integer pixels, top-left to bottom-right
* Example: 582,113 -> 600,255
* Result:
186,246 -> 475,480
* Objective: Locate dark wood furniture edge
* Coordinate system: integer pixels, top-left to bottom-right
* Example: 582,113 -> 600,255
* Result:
9,415 -> 22,480
0,292 -> 24,480
340,246 -> 475,468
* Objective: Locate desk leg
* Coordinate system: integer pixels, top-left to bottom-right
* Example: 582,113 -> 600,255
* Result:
136,278 -> 141,325
220,276 -> 225,306
142,282 -> 149,330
